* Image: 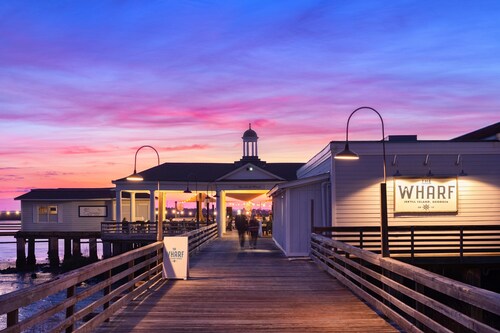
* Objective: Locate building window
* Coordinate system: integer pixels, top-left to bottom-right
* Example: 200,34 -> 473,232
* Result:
38,205 -> 58,223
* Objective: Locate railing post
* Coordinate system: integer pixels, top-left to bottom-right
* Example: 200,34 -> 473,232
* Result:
459,226 -> 464,259
359,230 -> 364,249
7,309 -> 18,327
103,269 -> 112,322
410,226 -> 415,261
128,259 -> 135,292
66,285 -> 76,333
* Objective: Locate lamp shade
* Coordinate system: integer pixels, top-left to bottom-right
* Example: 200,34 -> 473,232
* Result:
334,143 -> 359,160
126,171 -> 144,181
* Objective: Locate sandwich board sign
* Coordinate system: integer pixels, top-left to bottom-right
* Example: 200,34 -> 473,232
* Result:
162,236 -> 189,280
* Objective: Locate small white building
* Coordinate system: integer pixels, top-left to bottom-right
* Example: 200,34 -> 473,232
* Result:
15,188 -> 116,232
269,123 -> 500,257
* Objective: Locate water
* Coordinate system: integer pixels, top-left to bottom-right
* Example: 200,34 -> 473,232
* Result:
0,222 -> 105,331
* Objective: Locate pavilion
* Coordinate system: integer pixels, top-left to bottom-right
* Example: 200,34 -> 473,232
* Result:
113,124 -> 304,237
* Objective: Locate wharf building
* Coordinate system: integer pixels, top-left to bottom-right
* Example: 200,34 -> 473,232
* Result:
14,122 -> 500,287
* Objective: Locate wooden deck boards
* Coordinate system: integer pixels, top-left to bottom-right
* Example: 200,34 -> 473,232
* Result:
96,232 -> 398,332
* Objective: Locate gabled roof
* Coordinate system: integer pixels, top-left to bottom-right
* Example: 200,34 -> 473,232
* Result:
451,122 -> 500,141
216,163 -> 285,182
15,188 -> 115,201
113,162 -> 304,183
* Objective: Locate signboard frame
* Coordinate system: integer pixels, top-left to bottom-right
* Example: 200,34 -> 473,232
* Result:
78,206 -> 108,217
163,236 -> 189,280
393,177 -> 458,214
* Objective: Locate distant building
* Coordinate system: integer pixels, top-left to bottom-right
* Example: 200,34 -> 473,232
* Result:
16,124 -> 304,237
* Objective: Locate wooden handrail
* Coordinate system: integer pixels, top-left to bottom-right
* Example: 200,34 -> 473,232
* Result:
313,225 -> 500,259
0,223 -> 219,332
311,233 -> 500,333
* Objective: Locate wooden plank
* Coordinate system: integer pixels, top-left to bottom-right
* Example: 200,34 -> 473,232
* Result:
96,232 -> 398,333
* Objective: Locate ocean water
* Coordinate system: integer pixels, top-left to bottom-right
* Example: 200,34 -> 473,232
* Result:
0,236 -> 103,288
0,231 -> 104,331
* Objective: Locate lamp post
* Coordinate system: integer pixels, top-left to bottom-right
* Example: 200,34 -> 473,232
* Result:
126,145 -> 163,241
184,173 -> 200,228
334,106 -> 389,257
205,183 -> 211,224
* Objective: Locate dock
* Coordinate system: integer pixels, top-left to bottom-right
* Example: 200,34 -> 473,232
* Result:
96,232 -> 397,332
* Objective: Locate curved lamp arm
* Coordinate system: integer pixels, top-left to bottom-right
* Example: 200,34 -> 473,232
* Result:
127,145 -> 160,181
342,106 -> 387,183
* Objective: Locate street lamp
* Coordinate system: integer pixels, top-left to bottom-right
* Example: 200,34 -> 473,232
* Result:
205,183 -> 212,224
334,106 -> 389,257
126,145 -> 163,241
183,173 -> 200,227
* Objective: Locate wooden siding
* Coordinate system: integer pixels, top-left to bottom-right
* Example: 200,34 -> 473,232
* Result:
272,193 -> 288,253
334,153 -> 500,227
272,180 -> 328,257
20,200 -> 113,232
288,183 -> 324,256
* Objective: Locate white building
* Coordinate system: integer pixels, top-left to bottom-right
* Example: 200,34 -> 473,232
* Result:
269,123 -> 500,257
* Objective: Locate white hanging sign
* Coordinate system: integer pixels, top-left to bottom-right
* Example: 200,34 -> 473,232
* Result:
163,236 -> 189,280
394,177 -> 458,213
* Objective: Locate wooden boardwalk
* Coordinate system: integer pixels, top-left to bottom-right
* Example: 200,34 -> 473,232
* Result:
96,232 -> 398,332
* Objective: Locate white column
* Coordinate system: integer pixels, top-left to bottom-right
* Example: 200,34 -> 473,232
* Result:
255,142 -> 258,156
216,190 -> 226,237
130,192 -> 136,222
116,190 -> 122,222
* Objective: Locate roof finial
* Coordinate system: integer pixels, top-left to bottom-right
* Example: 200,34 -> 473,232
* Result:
249,123 -> 251,130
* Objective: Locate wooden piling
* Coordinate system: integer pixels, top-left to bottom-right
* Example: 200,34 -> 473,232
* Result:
15,237 -> 26,270
89,238 -> 98,261
103,241 -> 112,259
26,238 -> 36,268
64,238 -> 72,262
72,238 -> 81,258
48,237 -> 60,268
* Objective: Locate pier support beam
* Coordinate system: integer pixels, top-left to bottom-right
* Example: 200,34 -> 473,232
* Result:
89,238 -> 98,262
64,238 -> 72,262
72,238 -> 82,258
48,237 -> 60,268
27,238 -> 36,268
16,238 -> 26,270
103,241 -> 112,259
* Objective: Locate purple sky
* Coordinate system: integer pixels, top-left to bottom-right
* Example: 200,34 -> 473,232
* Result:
1,1 -> 499,210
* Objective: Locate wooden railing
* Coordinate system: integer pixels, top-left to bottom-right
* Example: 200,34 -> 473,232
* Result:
185,222 -> 218,254
311,233 -> 500,333
101,220 -> 207,240
313,225 -> 500,261
0,223 -> 218,332
0,221 -> 21,237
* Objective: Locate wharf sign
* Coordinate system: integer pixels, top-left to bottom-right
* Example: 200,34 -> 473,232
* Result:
163,236 -> 189,280
394,177 -> 458,213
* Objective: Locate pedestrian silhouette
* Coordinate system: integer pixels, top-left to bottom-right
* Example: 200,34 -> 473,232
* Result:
235,214 -> 248,250
248,216 -> 259,249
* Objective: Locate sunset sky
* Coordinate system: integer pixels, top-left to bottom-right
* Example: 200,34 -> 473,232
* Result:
1,1 -> 499,211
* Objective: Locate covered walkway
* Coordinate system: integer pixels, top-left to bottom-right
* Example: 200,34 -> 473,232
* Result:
96,232 -> 398,332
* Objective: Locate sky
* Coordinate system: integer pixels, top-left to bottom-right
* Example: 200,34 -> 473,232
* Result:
1,0 -> 499,211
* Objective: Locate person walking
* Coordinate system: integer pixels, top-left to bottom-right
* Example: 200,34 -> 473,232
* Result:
235,214 -> 248,250
248,216 -> 259,249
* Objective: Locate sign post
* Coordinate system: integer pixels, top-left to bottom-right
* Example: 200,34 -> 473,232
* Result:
162,236 -> 189,280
